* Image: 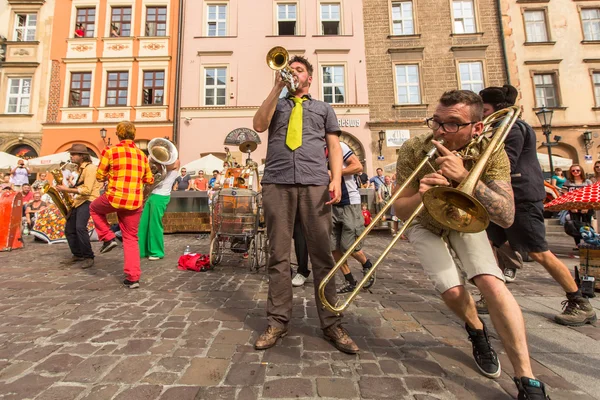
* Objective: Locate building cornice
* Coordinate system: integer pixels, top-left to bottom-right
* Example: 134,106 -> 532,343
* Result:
0,62 -> 40,68
450,45 -> 489,52
314,49 -> 350,54
583,59 -> 600,63
7,0 -> 45,4
197,51 -> 233,56
524,59 -> 562,65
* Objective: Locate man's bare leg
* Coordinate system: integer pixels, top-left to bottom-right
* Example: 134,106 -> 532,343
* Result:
529,251 -> 577,293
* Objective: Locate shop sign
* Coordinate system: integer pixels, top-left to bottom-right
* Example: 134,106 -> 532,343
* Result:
386,130 -> 411,147
338,119 -> 361,128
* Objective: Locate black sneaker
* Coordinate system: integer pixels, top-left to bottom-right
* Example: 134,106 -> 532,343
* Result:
514,377 -> 550,400
465,320 -> 501,379
100,239 -> 118,254
362,259 -> 376,289
123,279 -> 140,289
337,281 -> 356,294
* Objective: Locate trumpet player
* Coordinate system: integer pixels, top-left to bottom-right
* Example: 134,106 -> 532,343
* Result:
395,90 -> 549,399
55,144 -> 101,269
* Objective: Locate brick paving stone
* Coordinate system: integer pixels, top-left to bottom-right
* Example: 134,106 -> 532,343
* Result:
316,377 -> 359,398
404,376 -> 445,394
14,344 -> 62,362
356,362 -> 383,376
358,376 -> 409,398
112,384 -> 163,400
159,386 -> 200,400
213,329 -> 253,345
194,386 -> 238,399
0,374 -> 59,400
158,356 -> 190,372
379,360 -> 403,374
207,343 -> 237,358
0,361 -> 33,380
36,385 -> 86,400
101,355 -> 155,383
34,353 -> 84,374
262,377 -> 314,398
63,356 -> 119,383
262,345 -> 302,363
224,362 -> 267,385
178,357 -> 229,385
113,339 -> 155,354
266,363 -> 302,377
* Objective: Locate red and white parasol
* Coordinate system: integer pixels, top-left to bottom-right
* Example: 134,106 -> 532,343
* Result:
544,182 -> 600,211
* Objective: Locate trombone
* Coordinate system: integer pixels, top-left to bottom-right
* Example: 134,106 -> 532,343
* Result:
318,106 -> 520,315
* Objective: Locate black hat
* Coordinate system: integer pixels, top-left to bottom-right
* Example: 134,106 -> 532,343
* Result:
479,85 -> 518,106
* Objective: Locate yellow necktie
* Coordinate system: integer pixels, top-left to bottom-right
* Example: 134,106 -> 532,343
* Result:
286,97 -> 307,151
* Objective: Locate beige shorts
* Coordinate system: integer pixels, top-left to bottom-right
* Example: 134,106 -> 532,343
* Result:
331,204 -> 365,253
405,223 -> 505,293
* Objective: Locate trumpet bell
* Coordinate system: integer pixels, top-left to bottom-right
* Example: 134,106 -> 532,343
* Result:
422,187 -> 489,233
266,46 -> 288,71
148,137 -> 178,165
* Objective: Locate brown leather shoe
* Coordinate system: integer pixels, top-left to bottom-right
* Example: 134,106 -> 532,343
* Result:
323,325 -> 359,354
254,326 -> 287,350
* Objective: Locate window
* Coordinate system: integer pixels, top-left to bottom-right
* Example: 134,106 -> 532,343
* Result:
106,71 -> 129,106
459,62 -> 484,92
524,10 -> 548,42
322,66 -> 345,104
277,3 -> 297,35
145,6 -> 167,36
593,72 -> 600,106
321,3 -> 340,35
13,14 -> 37,41
533,73 -> 558,107
111,7 -> 132,37
204,67 -> 226,105
391,2 -> 414,35
395,65 -> 421,104
75,8 -> 96,38
143,71 -> 165,105
5,78 -> 31,114
69,72 -> 92,107
582,9 -> 600,41
452,0 -> 476,34
207,4 -> 227,36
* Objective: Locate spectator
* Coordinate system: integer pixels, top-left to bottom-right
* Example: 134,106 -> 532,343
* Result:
32,172 -> 49,191
75,23 -> 85,38
173,168 -> 191,191
209,170 -> 221,188
10,159 -> 30,191
110,24 -> 120,37
551,167 -> 567,189
21,183 -> 33,203
591,162 -> 600,184
361,203 -> 371,226
25,191 -> 47,229
1,173 -> 12,190
368,167 -> 385,191
564,164 -> 592,247
191,171 -> 208,191
357,172 -> 369,188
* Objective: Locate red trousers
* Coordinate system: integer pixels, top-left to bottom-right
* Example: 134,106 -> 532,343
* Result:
90,194 -> 142,281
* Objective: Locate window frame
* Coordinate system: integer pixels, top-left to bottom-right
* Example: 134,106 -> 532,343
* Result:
393,63 -> 422,105
110,6 -> 132,37
457,60 -> 486,93
319,2 -> 342,35
5,77 -> 33,114
580,7 -> 600,41
69,71 -> 93,108
145,6 -> 167,37
390,1 -> 415,36
206,3 -> 228,37
522,8 -> 551,43
276,2 -> 298,36
591,70 -> 600,107
105,71 -> 130,107
451,0 -> 478,34
531,71 -> 561,108
13,13 -> 37,42
321,64 -> 347,104
203,66 -> 228,106
142,70 -> 165,106
75,7 -> 96,38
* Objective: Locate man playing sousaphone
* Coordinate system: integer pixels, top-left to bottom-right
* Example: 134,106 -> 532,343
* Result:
395,90 -> 549,399
55,144 -> 102,269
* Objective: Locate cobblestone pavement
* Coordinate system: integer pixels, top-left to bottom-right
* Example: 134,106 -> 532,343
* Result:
0,232 -> 598,400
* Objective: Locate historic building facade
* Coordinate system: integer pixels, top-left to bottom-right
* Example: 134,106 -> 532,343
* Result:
502,0 -> 600,172
363,0 -> 508,172
40,0 -> 180,157
179,0 -> 371,171
0,0 -> 55,159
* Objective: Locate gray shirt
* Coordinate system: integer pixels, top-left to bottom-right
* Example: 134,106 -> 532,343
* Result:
261,95 -> 341,186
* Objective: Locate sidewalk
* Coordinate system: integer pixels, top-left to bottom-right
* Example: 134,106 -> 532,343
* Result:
0,232 -> 597,400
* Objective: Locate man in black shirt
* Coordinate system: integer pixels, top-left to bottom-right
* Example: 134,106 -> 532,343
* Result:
480,85 -> 596,327
173,168 -> 190,191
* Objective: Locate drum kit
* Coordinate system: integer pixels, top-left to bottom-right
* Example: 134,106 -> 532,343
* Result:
222,140 -> 259,190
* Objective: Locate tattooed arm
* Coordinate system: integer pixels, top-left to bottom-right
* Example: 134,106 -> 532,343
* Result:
473,180 -> 514,228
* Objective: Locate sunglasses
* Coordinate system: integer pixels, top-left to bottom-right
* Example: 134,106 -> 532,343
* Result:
571,169 -> 581,173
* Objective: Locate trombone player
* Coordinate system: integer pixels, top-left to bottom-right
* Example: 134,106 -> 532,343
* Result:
395,90 -> 549,399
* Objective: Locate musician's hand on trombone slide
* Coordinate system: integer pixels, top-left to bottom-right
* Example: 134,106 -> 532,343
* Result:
431,140 -> 469,184
419,173 -> 449,199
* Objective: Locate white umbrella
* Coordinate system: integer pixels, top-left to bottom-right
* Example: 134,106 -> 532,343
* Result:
537,153 -> 573,171
27,152 -> 99,173
182,154 -> 224,175
0,152 -> 21,172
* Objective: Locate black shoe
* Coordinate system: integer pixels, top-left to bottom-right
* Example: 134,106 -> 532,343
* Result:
80,258 -> 94,269
466,320 -> 501,379
362,261 -> 376,289
514,377 -> 550,400
337,281 -> 356,294
100,239 -> 118,254
123,279 -> 140,289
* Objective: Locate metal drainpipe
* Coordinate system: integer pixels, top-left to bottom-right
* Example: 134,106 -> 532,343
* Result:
172,0 -> 185,146
496,0 -> 511,85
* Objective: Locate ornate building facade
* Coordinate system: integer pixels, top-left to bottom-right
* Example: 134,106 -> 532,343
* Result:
40,0 -> 180,157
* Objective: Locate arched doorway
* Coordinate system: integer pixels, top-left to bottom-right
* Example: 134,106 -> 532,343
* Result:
7,144 -> 38,159
340,132 -> 366,166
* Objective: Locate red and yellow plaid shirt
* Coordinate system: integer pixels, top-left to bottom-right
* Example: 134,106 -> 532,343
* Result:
96,140 -> 154,210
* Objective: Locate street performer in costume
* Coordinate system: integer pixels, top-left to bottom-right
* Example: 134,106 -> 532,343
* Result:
478,85 -> 596,326
253,55 -> 359,354
90,121 -> 154,289
395,90 -> 549,399
55,144 -> 102,269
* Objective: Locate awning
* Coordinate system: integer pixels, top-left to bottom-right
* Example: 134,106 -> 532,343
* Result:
537,153 -> 573,171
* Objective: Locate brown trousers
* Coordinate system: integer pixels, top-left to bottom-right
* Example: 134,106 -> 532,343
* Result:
262,184 -> 341,330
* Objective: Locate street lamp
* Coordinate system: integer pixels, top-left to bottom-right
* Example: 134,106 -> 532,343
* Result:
378,130 -> 385,161
535,106 -> 556,176
583,130 -> 593,155
100,128 -> 111,146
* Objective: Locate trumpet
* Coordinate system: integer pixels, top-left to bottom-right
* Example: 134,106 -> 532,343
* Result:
318,106 -> 520,315
266,46 -> 297,92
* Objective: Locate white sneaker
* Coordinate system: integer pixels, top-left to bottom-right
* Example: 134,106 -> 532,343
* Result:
292,273 -> 307,287
148,256 -> 161,261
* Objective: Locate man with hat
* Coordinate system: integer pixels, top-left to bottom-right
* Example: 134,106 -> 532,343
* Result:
56,144 -> 102,269
479,85 -> 596,327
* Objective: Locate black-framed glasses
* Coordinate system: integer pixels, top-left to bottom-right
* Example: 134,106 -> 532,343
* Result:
425,118 -> 477,133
